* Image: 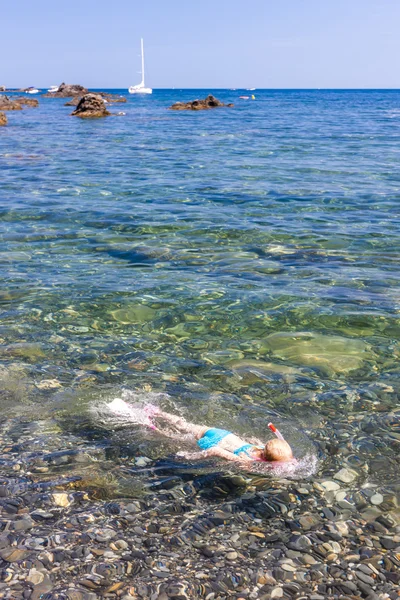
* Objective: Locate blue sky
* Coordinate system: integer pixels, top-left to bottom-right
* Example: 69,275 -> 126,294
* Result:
2,0 -> 400,88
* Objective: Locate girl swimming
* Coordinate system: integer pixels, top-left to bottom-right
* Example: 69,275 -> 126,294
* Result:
144,405 -> 293,464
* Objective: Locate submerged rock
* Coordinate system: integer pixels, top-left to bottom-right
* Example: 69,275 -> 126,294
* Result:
71,94 -> 111,118
262,331 -> 372,376
44,82 -> 88,98
228,359 -> 304,383
170,95 -> 233,110
0,95 -> 23,110
111,304 -> 155,324
0,111 -> 7,125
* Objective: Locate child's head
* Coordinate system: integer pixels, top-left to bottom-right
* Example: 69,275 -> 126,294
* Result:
264,438 -> 293,462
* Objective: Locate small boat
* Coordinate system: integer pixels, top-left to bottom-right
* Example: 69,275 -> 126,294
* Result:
129,38 -> 152,95
26,87 -> 39,94
239,95 -> 250,100
47,85 -> 59,93
247,87 -> 256,91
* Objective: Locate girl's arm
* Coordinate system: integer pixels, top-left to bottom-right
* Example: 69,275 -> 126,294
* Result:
205,446 -> 252,463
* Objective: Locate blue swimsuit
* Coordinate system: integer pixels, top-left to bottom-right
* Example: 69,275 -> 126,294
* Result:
197,428 -> 256,457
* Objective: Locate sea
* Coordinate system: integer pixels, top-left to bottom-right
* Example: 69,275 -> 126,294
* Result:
0,89 -> 399,496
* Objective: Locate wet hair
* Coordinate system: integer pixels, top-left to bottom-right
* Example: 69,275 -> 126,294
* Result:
264,438 -> 293,462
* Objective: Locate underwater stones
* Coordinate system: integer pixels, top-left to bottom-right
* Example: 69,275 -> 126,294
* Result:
334,468 -> 358,484
203,349 -> 244,365
36,378 -> 62,390
0,548 -> 31,562
262,331 -> 371,376
4,342 -> 45,360
228,359 -> 303,383
320,481 -> 340,492
71,94 -> 111,118
288,535 -> 312,552
111,304 -> 155,324
26,568 -> 45,585
0,111 -> 6,126
52,492 -> 71,507
297,515 -> 321,530
370,493 -> 384,505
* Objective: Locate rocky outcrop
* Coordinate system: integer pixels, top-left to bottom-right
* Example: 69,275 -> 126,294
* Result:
14,97 -> 39,107
0,96 -> 23,110
44,83 -> 88,98
169,95 -> 233,111
71,94 -> 111,118
99,92 -> 127,104
0,86 -> 6,92
65,93 -> 127,107
0,112 -> 7,126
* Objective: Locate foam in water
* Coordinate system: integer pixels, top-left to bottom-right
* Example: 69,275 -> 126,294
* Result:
92,390 -> 166,429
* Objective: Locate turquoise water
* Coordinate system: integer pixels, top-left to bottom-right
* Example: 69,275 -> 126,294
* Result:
1,89 -> 399,492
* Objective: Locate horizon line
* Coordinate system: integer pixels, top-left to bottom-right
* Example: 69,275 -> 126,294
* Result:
4,86 -> 400,91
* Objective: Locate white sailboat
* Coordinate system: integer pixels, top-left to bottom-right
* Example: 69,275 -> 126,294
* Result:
129,38 -> 152,95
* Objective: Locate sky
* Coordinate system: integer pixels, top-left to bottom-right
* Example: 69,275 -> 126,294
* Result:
2,0 -> 400,89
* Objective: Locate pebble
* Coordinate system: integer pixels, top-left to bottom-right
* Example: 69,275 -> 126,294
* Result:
288,534 -> 312,551
26,569 -> 45,585
370,493 -> 384,505
52,492 -> 70,507
320,480 -> 340,492
355,571 -> 375,585
334,468 -> 358,483
226,551 -> 238,560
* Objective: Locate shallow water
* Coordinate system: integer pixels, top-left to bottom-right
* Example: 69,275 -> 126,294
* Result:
1,89 -> 400,497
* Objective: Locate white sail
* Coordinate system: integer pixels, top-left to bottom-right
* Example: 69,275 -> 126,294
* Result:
129,38 -> 152,94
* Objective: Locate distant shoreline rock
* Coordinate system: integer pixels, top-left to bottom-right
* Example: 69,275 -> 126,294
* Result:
71,94 -> 111,118
43,83 -> 88,98
0,112 -> 7,126
169,95 -> 234,111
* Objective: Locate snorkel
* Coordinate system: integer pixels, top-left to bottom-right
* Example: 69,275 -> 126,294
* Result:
268,422 -> 285,441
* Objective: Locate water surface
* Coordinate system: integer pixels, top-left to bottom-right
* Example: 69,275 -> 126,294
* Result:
1,89 -> 399,495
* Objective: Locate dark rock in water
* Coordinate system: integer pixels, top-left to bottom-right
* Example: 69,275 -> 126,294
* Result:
0,111 -> 6,126
0,85 -> 5,92
71,94 -> 111,118
13,97 -> 39,107
98,92 -> 127,104
65,96 -> 81,107
169,94 -> 233,110
43,82 -> 88,98
65,92 -> 127,107
0,95 -> 23,110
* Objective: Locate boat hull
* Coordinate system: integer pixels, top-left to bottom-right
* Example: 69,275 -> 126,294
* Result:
129,87 -> 152,95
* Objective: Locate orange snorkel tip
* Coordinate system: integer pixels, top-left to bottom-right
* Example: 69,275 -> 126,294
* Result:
268,422 -> 285,441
